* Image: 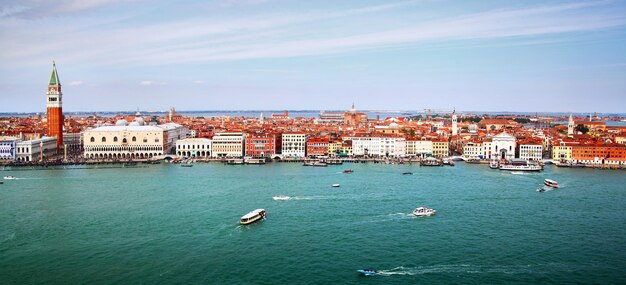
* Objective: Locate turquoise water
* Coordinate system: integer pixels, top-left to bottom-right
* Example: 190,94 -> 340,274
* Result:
1,163 -> 625,284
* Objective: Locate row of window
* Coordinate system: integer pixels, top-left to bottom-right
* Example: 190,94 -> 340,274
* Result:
90,136 -> 160,143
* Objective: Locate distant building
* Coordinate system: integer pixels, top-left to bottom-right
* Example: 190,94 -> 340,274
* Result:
306,136 -> 330,157
15,137 -> 57,162
343,104 -> 368,126
0,136 -> 21,161
463,141 -> 483,159
212,132 -> 245,158
319,111 -> 344,123
282,133 -> 307,158
176,138 -> 212,158
518,139 -> 543,161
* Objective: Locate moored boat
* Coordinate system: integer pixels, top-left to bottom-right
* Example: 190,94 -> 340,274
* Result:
489,160 -> 499,169
499,159 -> 542,171
240,209 -> 266,225
332,184 -> 341,187
412,206 -> 436,217
544,179 -> 559,188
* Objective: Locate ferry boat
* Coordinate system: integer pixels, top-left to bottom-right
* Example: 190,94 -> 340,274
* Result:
544,179 -> 559,188
343,169 -> 353,173
357,269 -> 378,276
412,206 -> 436,217
240,209 -> 266,225
303,161 -> 328,167
3,176 -> 16,180
442,158 -> 455,166
499,160 -> 542,171
420,157 -> 442,166
489,160 -> 499,169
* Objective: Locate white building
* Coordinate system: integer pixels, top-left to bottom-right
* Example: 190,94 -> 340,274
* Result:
349,134 -> 406,157
159,122 -> 189,154
212,132 -> 245,158
463,141 -> 483,159
0,136 -> 21,161
83,123 -> 165,160
15,137 -> 57,162
282,133 -> 307,158
518,143 -> 543,161
177,138 -> 212,158
489,132 -> 516,160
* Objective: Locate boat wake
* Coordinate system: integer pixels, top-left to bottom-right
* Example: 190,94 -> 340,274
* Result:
376,264 -> 536,276
273,196 -> 331,201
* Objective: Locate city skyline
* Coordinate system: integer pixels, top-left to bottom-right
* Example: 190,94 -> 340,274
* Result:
2,0 -> 626,113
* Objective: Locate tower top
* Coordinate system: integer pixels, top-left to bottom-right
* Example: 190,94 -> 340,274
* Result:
49,60 -> 60,86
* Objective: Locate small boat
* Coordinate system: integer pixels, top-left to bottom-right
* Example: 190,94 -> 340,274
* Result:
412,206 -> 436,217
402,172 -> 413,175
332,184 -> 341,187
343,169 -> 353,173
272,195 -> 290,200
357,269 -> 378,276
489,160 -> 499,169
3,176 -> 16,180
181,164 -> 193,167
544,179 -> 559,188
240,209 -> 266,225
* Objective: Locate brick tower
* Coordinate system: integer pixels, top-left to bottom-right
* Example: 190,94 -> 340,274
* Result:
46,60 -> 63,148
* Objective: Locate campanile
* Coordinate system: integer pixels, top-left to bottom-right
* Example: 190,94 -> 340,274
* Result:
46,60 -> 63,148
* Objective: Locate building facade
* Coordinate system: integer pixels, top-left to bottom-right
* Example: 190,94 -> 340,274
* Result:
15,137 -> 57,162
176,138 -> 212,158
282,133 -> 307,158
0,136 -> 21,161
518,142 -> 543,161
245,132 -> 280,158
212,132 -> 245,158
306,136 -> 330,157
489,132 -> 516,160
83,125 -> 165,160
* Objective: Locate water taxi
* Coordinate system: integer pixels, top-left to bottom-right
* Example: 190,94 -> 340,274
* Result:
544,179 -> 559,188
412,206 -> 436,217
332,184 -> 341,187
240,209 -> 266,225
489,160 -> 499,169
357,269 -> 378,276
343,169 -> 353,173
272,195 -> 290,200
3,176 -> 16,180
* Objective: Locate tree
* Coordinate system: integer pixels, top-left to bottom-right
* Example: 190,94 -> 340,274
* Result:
575,124 -> 589,134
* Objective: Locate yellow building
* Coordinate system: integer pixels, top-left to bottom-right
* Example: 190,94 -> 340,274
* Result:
328,141 -> 342,156
552,143 -> 573,162
432,140 -> 449,158
341,141 -> 353,156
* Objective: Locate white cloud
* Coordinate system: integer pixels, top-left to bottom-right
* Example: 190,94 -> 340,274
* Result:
139,80 -> 166,86
192,80 -> 204,84
69,80 -> 83,86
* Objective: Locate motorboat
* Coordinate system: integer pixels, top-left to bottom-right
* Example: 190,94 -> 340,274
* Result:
537,186 -> 554,193
3,176 -> 16,180
272,195 -> 290,200
412,206 -> 436,217
343,169 -> 353,173
402,172 -> 413,175
544,179 -> 559,188
240,209 -> 266,225
303,161 -> 327,167
332,184 -> 341,187
489,160 -> 499,169
357,269 -> 378,276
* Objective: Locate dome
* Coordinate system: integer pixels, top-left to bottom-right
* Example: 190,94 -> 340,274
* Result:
115,119 -> 128,126
128,121 -> 140,126
133,117 -> 145,126
389,122 -> 398,128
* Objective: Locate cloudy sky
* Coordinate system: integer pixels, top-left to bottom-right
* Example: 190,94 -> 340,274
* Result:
1,0 -> 625,112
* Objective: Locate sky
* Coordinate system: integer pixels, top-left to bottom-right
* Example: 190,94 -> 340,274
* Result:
1,0 -> 626,113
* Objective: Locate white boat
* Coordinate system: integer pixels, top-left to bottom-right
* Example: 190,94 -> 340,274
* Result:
499,160 -> 542,171
3,176 -> 17,180
332,184 -> 341,187
489,160 -> 499,169
272,195 -> 290,200
240,209 -> 266,225
544,179 -> 559,188
412,206 -> 436,217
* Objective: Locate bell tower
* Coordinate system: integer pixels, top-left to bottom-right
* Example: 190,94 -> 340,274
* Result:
46,60 -> 63,148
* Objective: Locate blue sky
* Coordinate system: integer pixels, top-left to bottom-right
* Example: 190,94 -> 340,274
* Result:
1,0 -> 625,113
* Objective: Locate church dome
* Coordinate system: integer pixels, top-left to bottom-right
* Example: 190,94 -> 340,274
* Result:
133,117 -> 145,126
115,119 -> 128,126
128,121 -> 140,126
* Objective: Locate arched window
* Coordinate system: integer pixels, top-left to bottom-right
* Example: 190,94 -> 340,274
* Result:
90,137 -> 95,142
123,138 -> 127,144
155,138 -> 160,143
113,137 -> 118,142
132,136 -> 137,142
143,138 -> 147,143
102,137 -> 106,142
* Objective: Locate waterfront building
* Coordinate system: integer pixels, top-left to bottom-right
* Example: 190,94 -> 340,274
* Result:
15,137 -> 57,162
159,122 -> 189,154
432,138 -> 449,158
414,139 -> 433,158
341,140 -> 353,156
212,132 -> 245,158
571,142 -> 626,165
463,141 -> 483,159
518,139 -> 543,161
552,140 -> 575,162
245,132 -> 280,158
0,136 -> 21,161
349,134 -> 405,157
328,140 -> 342,156
282,133 -> 307,158
319,111 -> 344,123
176,138 -> 212,158
83,123 -> 165,160
306,136 -> 330,157
489,132 -> 516,160
46,61 -> 64,149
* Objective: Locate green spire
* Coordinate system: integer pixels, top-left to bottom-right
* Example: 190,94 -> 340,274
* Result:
49,60 -> 60,86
